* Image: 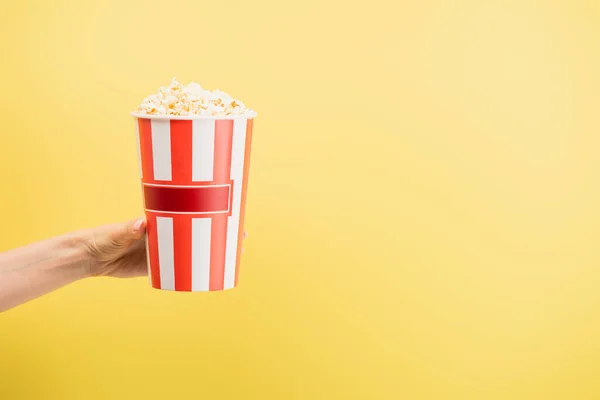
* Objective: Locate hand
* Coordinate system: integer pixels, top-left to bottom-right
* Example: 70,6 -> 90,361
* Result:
80,218 -> 248,279
0,219 -> 249,312
82,218 -> 148,278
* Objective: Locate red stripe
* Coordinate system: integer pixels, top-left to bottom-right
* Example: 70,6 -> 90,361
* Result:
138,118 -> 154,181
173,216 -> 192,291
169,120 -> 193,184
235,119 -> 253,287
169,120 -> 193,290
143,185 -> 230,213
146,214 -> 162,288
209,120 -> 233,290
139,118 -> 160,288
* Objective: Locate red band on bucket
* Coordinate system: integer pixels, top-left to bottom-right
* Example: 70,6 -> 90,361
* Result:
143,185 -> 230,213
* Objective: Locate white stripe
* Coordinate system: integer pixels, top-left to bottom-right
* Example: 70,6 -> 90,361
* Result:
151,120 -> 172,181
156,217 -> 175,290
192,218 -> 212,291
143,183 -> 230,188
135,120 -> 142,178
223,119 -> 247,289
145,209 -> 229,215
192,119 -> 215,181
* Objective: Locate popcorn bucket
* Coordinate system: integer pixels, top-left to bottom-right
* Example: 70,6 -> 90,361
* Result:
132,114 -> 254,291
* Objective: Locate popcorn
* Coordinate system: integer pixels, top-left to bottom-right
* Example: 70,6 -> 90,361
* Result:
135,78 -> 255,117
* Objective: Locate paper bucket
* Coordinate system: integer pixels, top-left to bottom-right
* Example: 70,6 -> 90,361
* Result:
132,114 -> 254,291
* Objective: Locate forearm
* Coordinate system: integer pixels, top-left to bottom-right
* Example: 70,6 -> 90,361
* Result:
0,234 -> 91,312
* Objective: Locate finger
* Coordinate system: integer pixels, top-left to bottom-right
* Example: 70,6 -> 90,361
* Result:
128,217 -> 147,237
114,217 -> 146,244
243,231 -> 248,239
128,242 -> 150,278
132,218 -> 147,235
108,240 -> 149,278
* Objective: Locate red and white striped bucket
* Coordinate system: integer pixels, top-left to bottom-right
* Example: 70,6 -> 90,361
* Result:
132,114 -> 254,291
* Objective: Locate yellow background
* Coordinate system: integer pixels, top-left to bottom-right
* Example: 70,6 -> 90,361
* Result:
1,0 -> 600,398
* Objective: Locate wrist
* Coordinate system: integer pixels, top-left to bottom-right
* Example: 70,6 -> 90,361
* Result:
57,231 -> 95,280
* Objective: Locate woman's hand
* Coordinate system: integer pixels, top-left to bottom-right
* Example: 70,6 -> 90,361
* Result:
82,218 -> 148,278
80,218 -> 248,279
0,218 -> 248,312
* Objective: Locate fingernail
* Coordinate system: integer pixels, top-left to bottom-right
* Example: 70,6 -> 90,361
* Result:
133,218 -> 145,233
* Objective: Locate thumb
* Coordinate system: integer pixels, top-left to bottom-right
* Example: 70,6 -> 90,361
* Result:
86,218 -> 147,263
114,217 -> 146,244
